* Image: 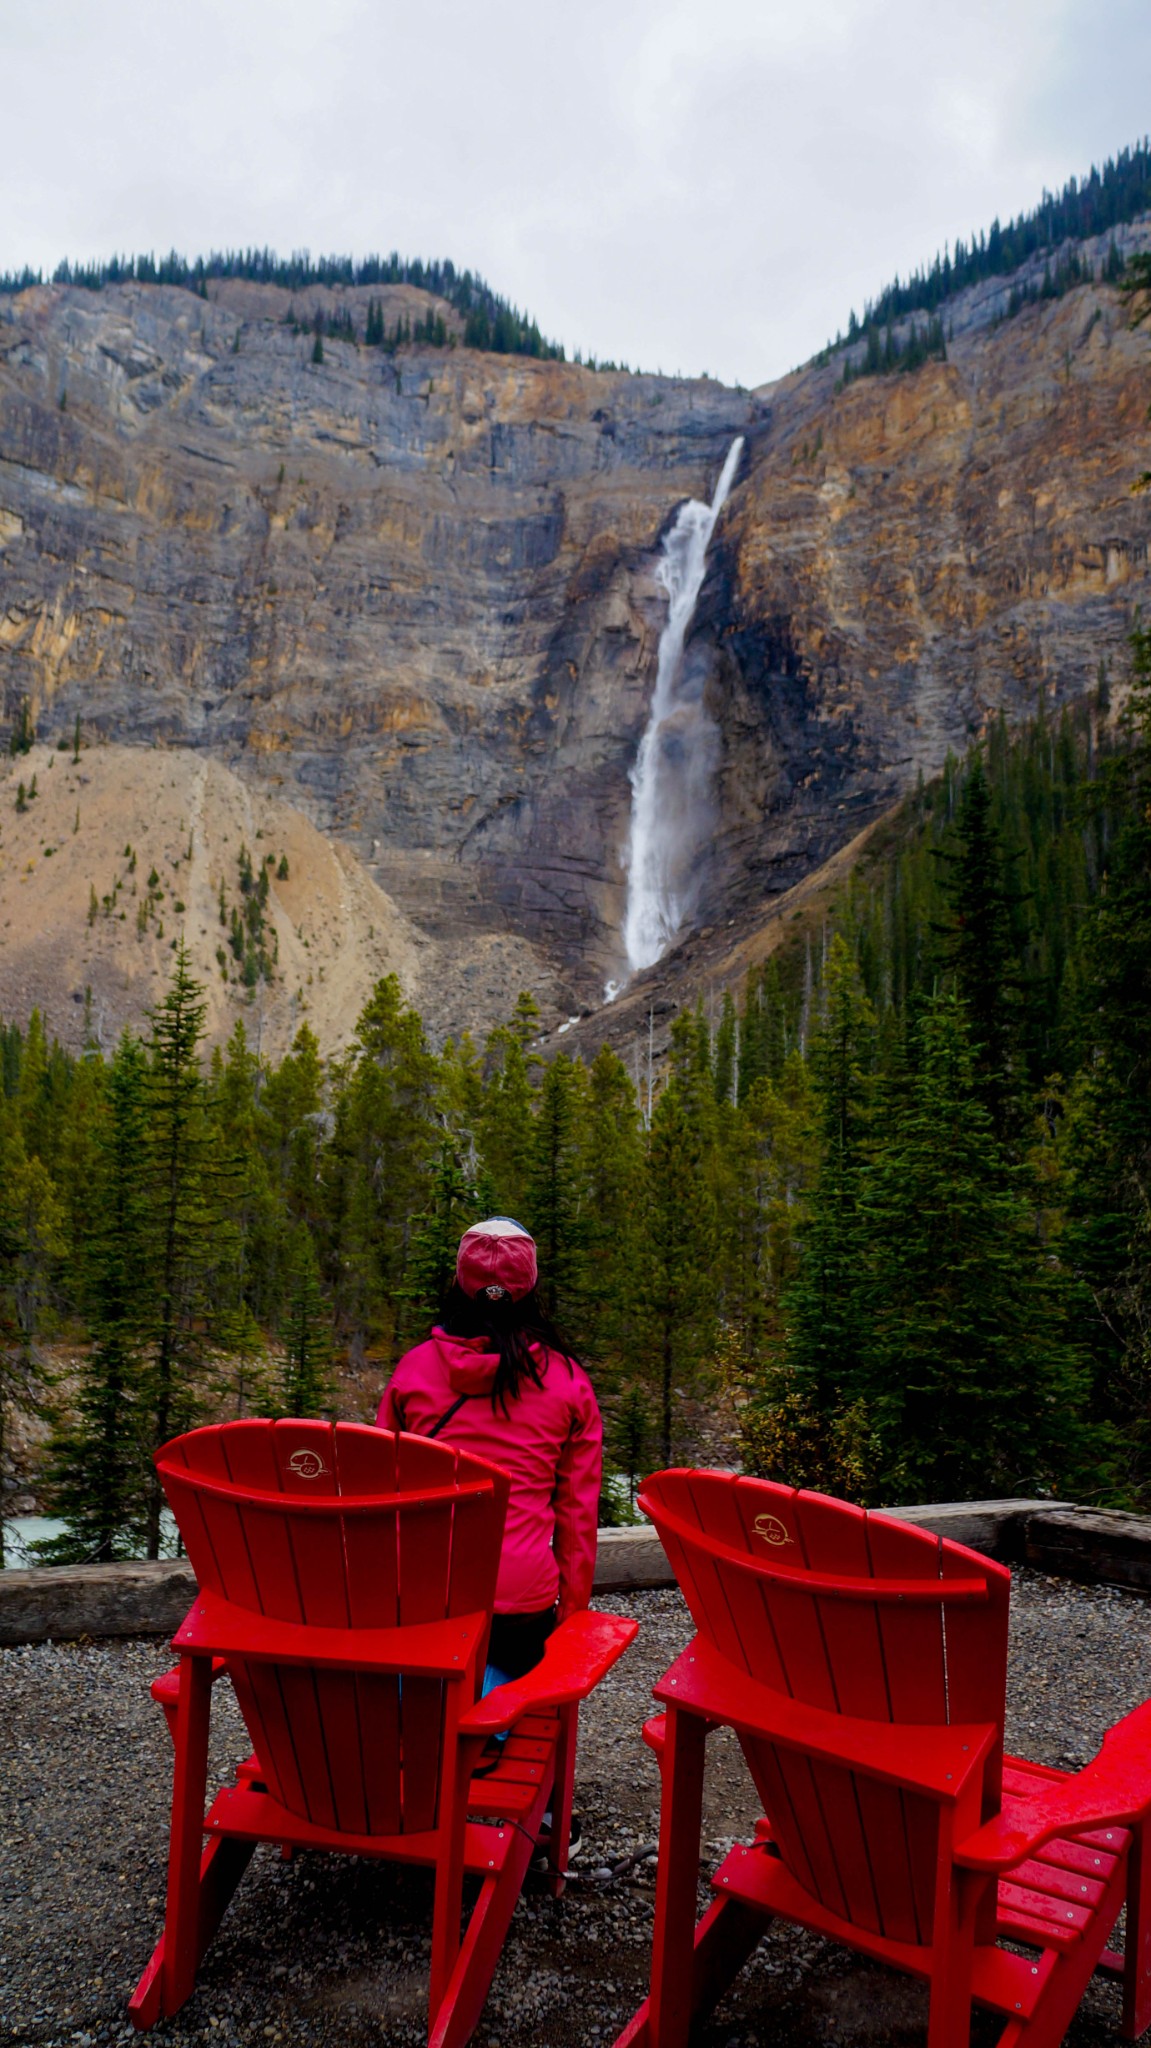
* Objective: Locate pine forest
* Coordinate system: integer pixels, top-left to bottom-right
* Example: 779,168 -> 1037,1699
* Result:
2,623 -> 1150,1563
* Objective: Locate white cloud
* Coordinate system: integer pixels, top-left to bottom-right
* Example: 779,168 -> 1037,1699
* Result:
2,0 -> 1148,385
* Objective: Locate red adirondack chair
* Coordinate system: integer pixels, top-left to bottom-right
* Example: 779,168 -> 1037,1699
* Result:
128,1419 -> 637,2047
615,1470 -> 1151,2048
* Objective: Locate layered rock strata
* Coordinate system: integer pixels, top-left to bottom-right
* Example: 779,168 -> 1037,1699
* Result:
0,239 -> 1148,1048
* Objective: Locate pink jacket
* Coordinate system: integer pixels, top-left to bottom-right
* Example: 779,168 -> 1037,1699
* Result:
377,1331 -> 602,1618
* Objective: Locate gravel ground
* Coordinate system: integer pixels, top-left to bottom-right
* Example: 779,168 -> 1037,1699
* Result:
3,1571 -> 1151,2048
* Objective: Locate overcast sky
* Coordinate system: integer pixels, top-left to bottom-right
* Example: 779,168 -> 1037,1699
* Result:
3,0 -> 1148,388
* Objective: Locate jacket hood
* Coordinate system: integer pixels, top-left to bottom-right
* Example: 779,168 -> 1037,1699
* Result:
432,1328 -> 501,1395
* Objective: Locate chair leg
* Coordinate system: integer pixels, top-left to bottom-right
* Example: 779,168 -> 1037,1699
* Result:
544,1702 -> 578,1898
164,1654 -> 215,2012
430,1732 -> 476,2029
613,1892 -> 765,2048
926,1865 -> 981,2048
647,1705 -> 709,2048
430,1768 -> 554,2048
1122,1818 -> 1151,2040
130,1653 -> 220,2028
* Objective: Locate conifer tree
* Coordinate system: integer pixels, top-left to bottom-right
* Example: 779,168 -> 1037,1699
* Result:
140,945 -> 217,1555
476,997 -> 540,1219
439,1031 -> 485,1137
933,756 -> 1024,1140
209,1020 -> 280,1333
258,1022 -> 324,1226
8,696 -> 33,755
608,1378 -> 652,1508
39,1033 -> 151,1560
526,1053 -> 589,1324
737,957 -> 787,1099
400,1138 -> 488,1339
279,1225 -> 334,1417
712,992 -> 738,1106
860,994 -> 1095,1502
718,1054 -> 818,1386
1065,621 -> 1151,1475
638,1073 -> 716,1463
782,937 -> 876,1417
0,1120 -> 65,1565
580,1045 -> 645,1370
322,975 -> 439,1352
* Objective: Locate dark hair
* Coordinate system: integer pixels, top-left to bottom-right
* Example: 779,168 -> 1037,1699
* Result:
438,1282 -> 578,1412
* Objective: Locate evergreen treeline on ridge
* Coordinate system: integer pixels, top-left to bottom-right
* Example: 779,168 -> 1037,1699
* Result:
0,246 -> 563,362
1,633 -> 1149,1561
867,139 -> 1151,325
822,136 -> 1150,382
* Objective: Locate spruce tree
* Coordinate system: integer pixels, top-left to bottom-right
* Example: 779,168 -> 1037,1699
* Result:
39,1034 -> 151,1560
737,957 -> 787,1099
439,1030 -> 485,1136
140,945 -> 217,1555
581,1045 -> 645,1371
258,1022 -> 324,1227
859,994 -> 1095,1503
322,975 -> 439,1352
0,1121 -> 65,1565
608,1378 -> 652,1509
400,1138 -> 487,1340
638,1073 -> 716,1463
476,999 -> 540,1218
209,1020 -> 279,1336
933,756 -> 1024,1140
526,1053 -> 589,1324
782,936 -> 876,1418
718,1054 -> 818,1389
1065,621 -> 1151,1477
712,992 -> 738,1106
280,1225 -> 334,1417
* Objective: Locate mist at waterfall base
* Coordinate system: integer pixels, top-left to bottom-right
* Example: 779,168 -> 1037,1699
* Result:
609,437 -> 745,997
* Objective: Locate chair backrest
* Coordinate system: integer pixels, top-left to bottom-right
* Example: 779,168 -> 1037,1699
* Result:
157,1419 -> 510,1837
641,1469 -> 1010,1947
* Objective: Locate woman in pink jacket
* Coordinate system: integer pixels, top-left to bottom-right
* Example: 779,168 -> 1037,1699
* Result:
376,1216 -> 603,1691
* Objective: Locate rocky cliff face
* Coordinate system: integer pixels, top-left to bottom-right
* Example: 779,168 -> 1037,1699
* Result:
0,278 -> 751,1030
697,269 -> 1151,935
0,248 -> 1148,1050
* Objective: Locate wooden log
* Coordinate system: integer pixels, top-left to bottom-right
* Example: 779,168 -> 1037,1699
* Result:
1024,1508 -> 1151,1592
5,1501 -> 1150,1643
0,1559 -> 197,1643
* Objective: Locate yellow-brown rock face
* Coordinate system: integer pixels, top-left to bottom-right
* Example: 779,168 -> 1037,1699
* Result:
698,278 -> 1151,932
0,257 -> 1148,1047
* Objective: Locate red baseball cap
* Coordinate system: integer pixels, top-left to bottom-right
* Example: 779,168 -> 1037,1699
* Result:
456,1217 -> 538,1302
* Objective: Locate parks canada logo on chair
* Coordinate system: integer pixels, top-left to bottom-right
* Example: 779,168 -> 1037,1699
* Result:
287,1448 -> 328,1479
752,1513 -> 793,1547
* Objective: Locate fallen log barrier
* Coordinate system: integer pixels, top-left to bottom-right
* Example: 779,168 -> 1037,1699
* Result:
3,1498 -> 1151,1642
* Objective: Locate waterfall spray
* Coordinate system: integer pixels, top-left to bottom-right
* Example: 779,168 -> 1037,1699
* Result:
620,437 -> 744,976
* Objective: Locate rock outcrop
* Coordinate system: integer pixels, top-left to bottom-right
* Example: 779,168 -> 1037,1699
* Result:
0,742 -> 566,1056
0,233 -> 1149,1051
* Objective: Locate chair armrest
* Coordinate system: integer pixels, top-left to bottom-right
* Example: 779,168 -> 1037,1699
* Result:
151,1657 -> 229,1708
458,1611 -> 639,1736
173,1588 -> 488,1676
956,1700 -> 1151,1872
641,1709 -> 725,1759
654,1636 -> 994,1800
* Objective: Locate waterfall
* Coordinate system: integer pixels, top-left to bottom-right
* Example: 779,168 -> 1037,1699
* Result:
620,436 -> 744,975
